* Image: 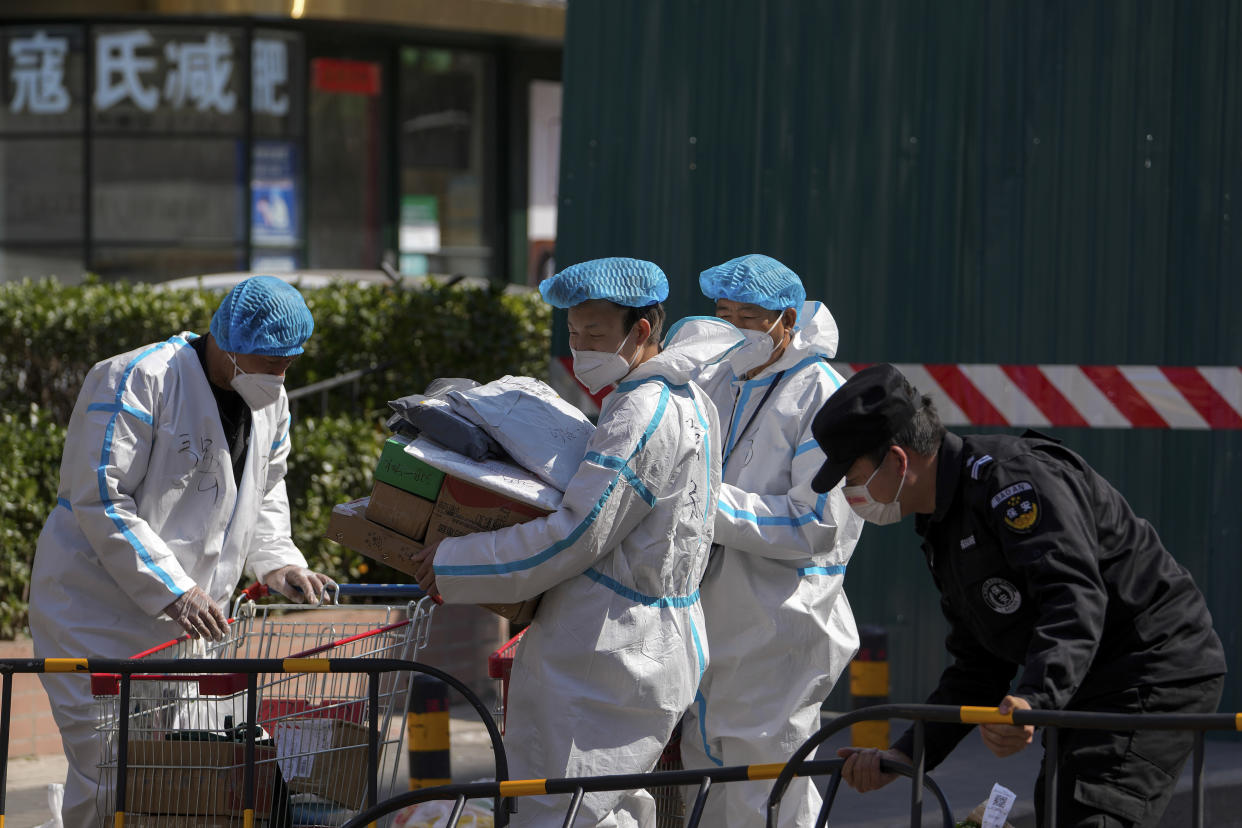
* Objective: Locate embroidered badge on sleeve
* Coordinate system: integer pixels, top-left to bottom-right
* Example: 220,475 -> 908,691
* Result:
990,481 -> 1040,533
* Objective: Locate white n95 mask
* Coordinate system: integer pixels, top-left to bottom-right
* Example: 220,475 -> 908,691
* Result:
843,458 -> 906,525
228,353 -> 285,410
726,315 -> 781,376
572,328 -> 638,394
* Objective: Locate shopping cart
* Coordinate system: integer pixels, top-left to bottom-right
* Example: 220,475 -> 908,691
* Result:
91,583 -> 434,827
486,629 -> 526,734
486,629 -> 685,827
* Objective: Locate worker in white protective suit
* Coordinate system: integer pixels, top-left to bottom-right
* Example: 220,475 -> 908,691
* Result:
29,275 -> 336,828
679,254 -> 865,827
413,257 -> 744,828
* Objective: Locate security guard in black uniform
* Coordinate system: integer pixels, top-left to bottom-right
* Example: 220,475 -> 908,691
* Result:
809,363 -> 1226,828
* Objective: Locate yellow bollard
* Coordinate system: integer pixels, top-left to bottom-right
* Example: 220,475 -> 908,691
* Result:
849,625 -> 890,748
407,674 -> 451,789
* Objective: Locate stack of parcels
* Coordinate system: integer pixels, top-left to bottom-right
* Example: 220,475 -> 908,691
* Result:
325,376 -> 594,625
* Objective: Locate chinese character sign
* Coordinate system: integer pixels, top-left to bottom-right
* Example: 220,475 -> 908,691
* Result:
163,31 -> 236,113
4,27 -> 297,130
9,30 -> 70,114
94,29 -> 159,111
252,37 -> 288,117
96,28 -> 237,114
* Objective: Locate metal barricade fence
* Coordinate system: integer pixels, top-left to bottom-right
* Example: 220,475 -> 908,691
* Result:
336,756 -> 956,828
332,703 -> 1238,828
0,658 -> 509,828
767,703 -> 1242,828
5,667 -> 1238,828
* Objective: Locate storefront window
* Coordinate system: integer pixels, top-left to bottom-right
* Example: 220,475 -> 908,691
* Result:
88,25 -> 250,279
92,138 -> 242,244
0,138 -> 83,242
0,20 -> 537,285
251,29 -> 305,271
307,55 -> 384,269
527,79 -> 561,284
0,25 -> 85,280
398,46 -> 492,278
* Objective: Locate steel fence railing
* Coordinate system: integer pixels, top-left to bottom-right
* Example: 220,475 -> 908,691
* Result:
767,702 -> 1242,828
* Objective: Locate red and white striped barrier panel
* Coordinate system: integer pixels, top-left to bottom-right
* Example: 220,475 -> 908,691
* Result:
836,363 -> 1242,430
552,357 -> 1242,430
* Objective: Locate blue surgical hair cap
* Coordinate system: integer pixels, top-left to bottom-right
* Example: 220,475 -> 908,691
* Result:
539,257 -> 670,309
209,275 -> 314,356
699,254 -> 807,313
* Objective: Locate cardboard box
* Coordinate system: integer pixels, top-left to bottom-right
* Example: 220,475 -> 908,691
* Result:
271,718 -> 370,809
125,740 -> 278,816
373,436 -> 446,500
426,475 -> 549,624
365,481 -> 436,542
480,597 -> 540,626
424,475 -> 552,545
325,497 -> 425,577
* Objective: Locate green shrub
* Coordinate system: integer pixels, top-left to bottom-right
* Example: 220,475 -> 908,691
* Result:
0,276 -> 552,635
0,405 -> 65,639
0,276 -> 551,423
285,414 -> 408,585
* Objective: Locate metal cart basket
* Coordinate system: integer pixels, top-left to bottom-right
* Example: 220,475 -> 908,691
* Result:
91,584 -> 433,827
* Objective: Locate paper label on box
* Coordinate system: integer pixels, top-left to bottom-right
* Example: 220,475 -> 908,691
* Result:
271,719 -> 332,780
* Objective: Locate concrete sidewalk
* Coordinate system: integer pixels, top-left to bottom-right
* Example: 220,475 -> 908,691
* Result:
7,712 -> 1242,826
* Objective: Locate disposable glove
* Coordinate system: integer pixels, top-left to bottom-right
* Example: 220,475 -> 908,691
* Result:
263,565 -> 337,604
164,586 -> 229,641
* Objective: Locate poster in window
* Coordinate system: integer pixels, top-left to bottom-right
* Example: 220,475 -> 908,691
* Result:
251,140 -> 299,246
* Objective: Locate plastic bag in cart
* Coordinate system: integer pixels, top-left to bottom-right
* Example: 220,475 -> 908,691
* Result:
395,797 -> 495,828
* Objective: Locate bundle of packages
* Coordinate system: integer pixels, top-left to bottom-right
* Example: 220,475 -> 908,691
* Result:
386,378 -> 507,462
328,376 -> 589,627
444,375 -> 595,491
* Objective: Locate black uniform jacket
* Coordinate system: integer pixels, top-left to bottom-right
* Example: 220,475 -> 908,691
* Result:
892,431 -> 1226,769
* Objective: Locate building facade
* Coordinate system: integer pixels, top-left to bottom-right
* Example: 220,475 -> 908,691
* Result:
0,0 -> 563,285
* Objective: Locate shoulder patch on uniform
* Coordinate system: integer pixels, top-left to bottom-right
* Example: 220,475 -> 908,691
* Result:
990,481 -> 1040,533
968,454 -> 994,480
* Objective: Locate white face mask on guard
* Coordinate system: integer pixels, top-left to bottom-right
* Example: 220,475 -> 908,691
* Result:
227,353 -> 285,411
572,327 -> 639,394
843,452 -> 906,525
726,315 -> 781,376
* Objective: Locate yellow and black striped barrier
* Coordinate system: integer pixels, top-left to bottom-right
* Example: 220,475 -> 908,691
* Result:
408,673 -> 452,789
339,753 -> 958,828
848,624 -> 889,748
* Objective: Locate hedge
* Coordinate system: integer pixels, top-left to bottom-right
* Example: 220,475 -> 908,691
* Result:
0,277 -> 551,637
0,276 -> 551,423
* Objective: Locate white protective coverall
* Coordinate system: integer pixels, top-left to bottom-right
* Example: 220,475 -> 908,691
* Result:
434,318 -> 743,828
29,333 -> 309,828
679,302 -> 865,827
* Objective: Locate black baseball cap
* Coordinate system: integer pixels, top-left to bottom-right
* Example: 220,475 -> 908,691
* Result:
811,363 -> 919,492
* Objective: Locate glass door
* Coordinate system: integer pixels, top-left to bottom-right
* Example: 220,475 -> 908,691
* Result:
307,54 -> 386,268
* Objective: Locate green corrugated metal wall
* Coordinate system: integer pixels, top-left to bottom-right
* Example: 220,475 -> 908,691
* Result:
556,1 -> 1242,714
